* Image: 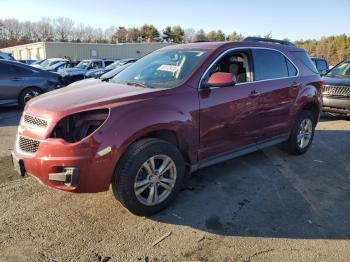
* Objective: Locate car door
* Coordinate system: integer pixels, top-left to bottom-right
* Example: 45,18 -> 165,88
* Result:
198,49 -> 261,161
250,48 -> 299,142
0,63 -> 24,102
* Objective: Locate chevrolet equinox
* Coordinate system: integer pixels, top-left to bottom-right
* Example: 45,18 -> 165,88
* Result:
12,37 -> 323,216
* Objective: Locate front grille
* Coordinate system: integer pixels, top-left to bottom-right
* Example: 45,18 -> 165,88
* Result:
24,114 -> 48,128
18,136 -> 40,153
323,85 -> 350,96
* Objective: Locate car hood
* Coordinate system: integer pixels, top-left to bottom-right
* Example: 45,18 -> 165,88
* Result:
26,80 -> 161,120
323,76 -> 350,86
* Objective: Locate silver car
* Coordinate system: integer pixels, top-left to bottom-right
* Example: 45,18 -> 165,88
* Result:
0,60 -> 62,109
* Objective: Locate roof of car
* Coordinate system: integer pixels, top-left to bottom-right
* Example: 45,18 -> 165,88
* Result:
162,40 -> 303,52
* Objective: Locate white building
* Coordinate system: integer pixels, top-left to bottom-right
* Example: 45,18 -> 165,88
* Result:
0,42 -> 171,60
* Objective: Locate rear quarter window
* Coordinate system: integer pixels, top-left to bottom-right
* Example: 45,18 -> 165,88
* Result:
292,51 -> 318,74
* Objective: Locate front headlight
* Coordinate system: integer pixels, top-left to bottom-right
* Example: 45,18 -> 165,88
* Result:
50,109 -> 109,143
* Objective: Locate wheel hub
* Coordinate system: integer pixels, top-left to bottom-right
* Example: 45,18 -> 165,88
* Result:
149,175 -> 160,184
134,154 -> 177,206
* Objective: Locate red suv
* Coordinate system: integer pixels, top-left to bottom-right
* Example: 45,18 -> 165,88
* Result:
12,37 -> 323,216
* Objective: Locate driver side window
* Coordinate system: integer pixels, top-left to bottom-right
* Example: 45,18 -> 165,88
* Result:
207,50 -> 253,84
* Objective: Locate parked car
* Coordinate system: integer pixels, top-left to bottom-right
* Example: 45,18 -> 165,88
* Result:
0,51 -> 16,61
66,63 -> 134,89
30,59 -> 45,67
0,60 -> 62,109
31,58 -> 68,69
18,60 -> 36,65
322,59 -> 350,116
44,61 -> 80,72
12,38 -> 322,215
100,62 -> 134,81
311,57 -> 329,75
59,59 -> 115,85
85,58 -> 137,79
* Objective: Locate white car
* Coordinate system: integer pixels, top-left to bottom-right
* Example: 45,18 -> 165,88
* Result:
31,58 -> 68,69
0,51 -> 16,61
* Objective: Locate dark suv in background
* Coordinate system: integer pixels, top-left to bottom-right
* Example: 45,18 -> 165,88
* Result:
0,60 -> 62,109
311,57 -> 329,75
322,59 -> 350,116
13,37 -> 322,215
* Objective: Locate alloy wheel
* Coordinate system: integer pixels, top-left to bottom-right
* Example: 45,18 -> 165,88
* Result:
134,154 -> 177,206
297,118 -> 313,149
23,90 -> 40,104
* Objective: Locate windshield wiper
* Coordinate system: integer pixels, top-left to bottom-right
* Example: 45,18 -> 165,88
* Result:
126,80 -> 152,88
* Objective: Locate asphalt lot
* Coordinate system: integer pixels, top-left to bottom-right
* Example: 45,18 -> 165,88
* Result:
0,107 -> 350,261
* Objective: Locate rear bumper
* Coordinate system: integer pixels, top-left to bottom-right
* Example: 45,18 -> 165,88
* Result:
322,95 -> 350,114
13,136 -> 116,193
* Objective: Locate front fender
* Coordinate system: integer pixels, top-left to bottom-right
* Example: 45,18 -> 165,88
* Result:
93,87 -> 199,184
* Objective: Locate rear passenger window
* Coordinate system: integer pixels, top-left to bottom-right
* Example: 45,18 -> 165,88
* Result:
252,49 -> 289,81
0,64 -> 18,76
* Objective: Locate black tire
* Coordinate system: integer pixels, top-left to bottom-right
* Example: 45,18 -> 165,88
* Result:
18,87 -> 42,110
283,110 -> 316,155
112,138 -> 185,216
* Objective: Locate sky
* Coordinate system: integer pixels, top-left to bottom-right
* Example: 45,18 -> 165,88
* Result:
1,0 -> 350,40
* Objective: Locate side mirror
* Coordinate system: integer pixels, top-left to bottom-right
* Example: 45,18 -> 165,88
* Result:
202,72 -> 236,89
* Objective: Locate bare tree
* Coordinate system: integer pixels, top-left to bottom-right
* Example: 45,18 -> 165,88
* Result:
36,17 -> 54,41
184,28 -> 196,43
54,17 -> 74,41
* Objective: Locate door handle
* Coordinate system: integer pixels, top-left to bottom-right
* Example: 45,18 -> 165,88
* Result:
11,77 -> 21,81
249,90 -> 260,98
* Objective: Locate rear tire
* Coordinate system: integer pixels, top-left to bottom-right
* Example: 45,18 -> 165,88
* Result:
112,138 -> 185,216
18,87 -> 42,110
283,110 -> 316,155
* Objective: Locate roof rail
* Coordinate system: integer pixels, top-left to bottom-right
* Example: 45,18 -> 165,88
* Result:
243,37 -> 296,47
193,40 -> 211,43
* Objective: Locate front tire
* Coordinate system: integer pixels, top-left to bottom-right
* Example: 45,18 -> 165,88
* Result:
112,138 -> 185,216
283,110 -> 316,155
18,87 -> 42,110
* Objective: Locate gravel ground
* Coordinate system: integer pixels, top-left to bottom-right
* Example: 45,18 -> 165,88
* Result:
0,108 -> 350,261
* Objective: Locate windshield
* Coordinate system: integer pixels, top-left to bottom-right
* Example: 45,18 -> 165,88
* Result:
102,63 -> 132,80
31,60 -> 44,65
326,61 -> 350,77
39,60 -> 51,67
75,60 -> 90,69
111,49 -> 210,88
48,61 -> 65,69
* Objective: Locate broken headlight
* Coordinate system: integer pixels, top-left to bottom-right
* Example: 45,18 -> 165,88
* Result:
50,109 -> 109,143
